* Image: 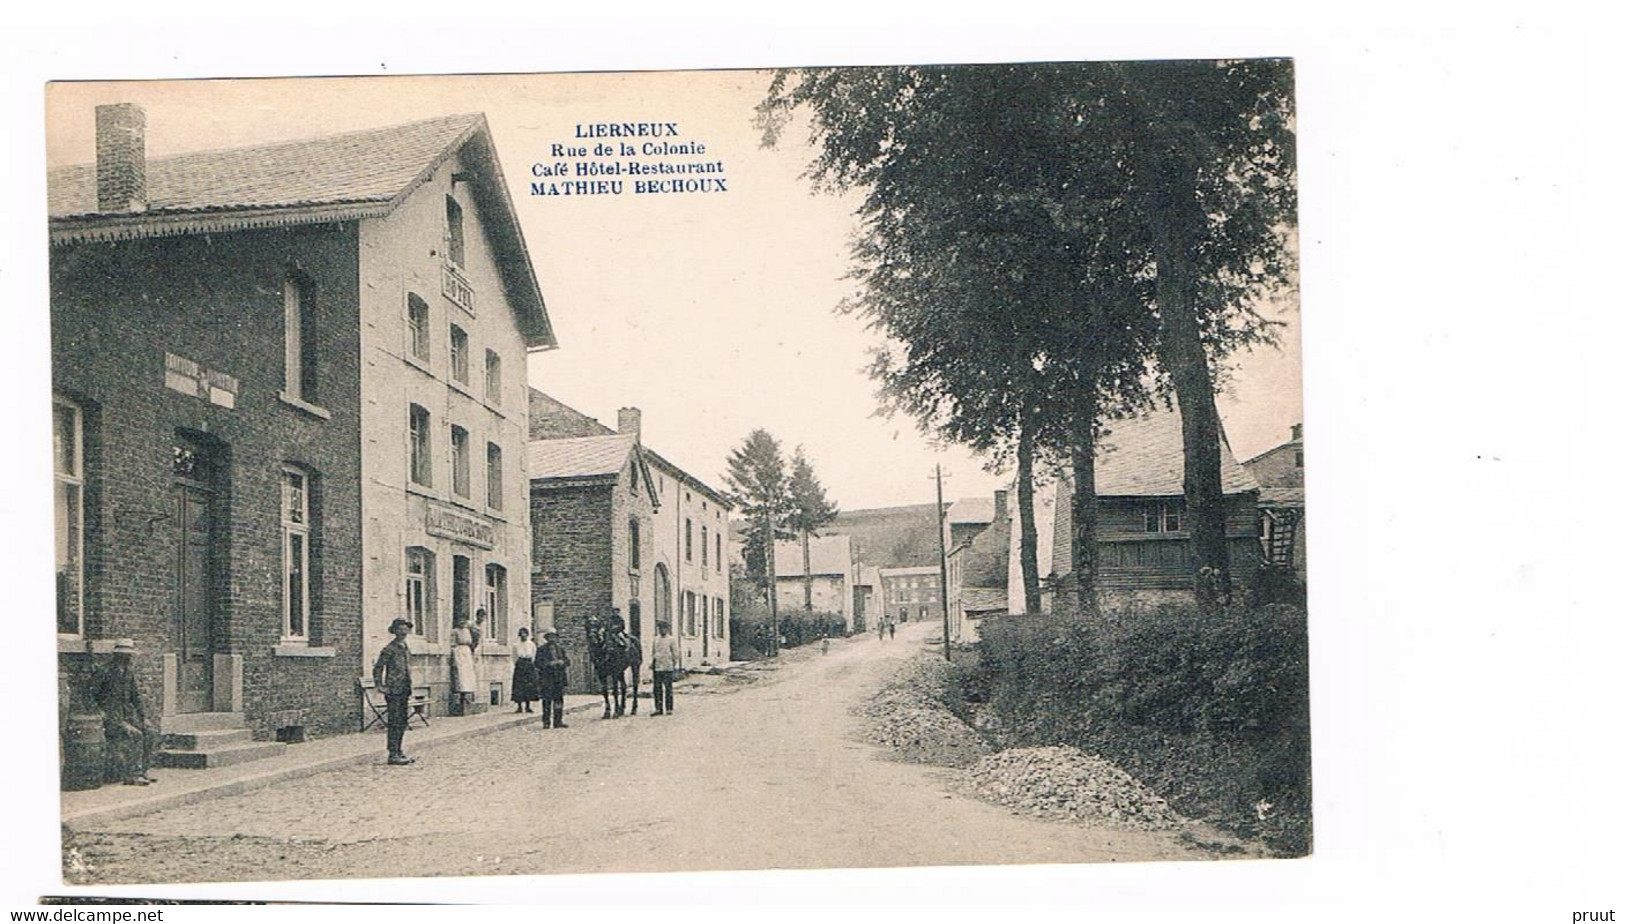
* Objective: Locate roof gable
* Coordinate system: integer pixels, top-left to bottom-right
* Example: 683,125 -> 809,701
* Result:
527,434 -> 659,507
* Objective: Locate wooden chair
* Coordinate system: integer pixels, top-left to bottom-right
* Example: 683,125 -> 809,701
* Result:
359,679 -> 431,732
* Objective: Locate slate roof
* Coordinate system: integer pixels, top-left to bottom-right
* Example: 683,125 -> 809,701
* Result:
1095,406 -> 1260,496
961,587 -> 1008,614
774,534 -> 853,577
48,111 -> 555,348
1259,487 -> 1306,508
527,434 -> 639,481
49,114 -> 485,219
879,566 -> 940,578
946,497 -> 996,525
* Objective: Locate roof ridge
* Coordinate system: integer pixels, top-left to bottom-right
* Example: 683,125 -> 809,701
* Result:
48,112 -> 485,175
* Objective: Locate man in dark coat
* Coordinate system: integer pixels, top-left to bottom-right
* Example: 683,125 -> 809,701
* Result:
536,629 -> 570,729
95,639 -> 160,786
373,617 -> 416,765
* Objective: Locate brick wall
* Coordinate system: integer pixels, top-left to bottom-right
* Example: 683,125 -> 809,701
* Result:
529,484 -> 612,692
51,224 -> 364,740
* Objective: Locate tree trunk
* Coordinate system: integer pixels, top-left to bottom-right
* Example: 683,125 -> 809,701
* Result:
1016,408 -> 1043,617
764,512 -> 781,657
1069,391 -> 1101,618
802,530 -> 814,613
1151,151 -> 1231,607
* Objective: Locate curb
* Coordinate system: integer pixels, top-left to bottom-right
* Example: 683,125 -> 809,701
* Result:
62,700 -> 600,831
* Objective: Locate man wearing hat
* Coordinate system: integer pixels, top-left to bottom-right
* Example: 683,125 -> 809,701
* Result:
373,618 -> 417,765
649,620 -> 681,716
95,639 -> 160,785
535,628 -> 571,729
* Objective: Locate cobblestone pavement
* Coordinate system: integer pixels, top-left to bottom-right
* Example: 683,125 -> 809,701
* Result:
65,623 -> 1207,884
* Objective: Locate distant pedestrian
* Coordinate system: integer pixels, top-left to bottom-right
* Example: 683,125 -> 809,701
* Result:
511,627 -> 539,713
821,638 -> 830,655
373,617 -> 416,765
536,629 -> 571,729
95,639 -> 160,785
889,620 -> 896,640
650,620 -> 680,716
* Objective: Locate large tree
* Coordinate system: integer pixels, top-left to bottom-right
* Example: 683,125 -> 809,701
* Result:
722,429 -> 789,655
761,61 -> 1295,609
785,446 -> 840,613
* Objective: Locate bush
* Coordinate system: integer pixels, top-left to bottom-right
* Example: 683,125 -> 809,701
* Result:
972,601 -> 1311,855
728,604 -> 849,659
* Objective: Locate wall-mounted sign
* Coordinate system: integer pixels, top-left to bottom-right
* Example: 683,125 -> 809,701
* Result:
165,352 -> 239,408
425,501 -> 495,549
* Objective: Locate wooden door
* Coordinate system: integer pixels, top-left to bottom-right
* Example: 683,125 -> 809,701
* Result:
173,478 -> 215,713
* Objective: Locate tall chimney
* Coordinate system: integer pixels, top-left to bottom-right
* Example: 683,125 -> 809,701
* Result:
95,103 -> 147,213
993,489 -> 1008,521
617,407 -> 642,439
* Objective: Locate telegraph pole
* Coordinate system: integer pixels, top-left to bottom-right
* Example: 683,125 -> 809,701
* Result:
934,463 -> 952,662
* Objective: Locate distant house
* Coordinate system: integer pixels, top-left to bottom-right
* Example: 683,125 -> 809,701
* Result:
1243,423 -> 1306,579
528,392 -> 733,672
879,566 -> 942,625
49,104 -> 553,760
945,491 -> 1011,642
1008,406 -> 1262,612
774,534 -> 858,632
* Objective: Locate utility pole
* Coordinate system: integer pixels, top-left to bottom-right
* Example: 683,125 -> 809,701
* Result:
934,463 -> 952,662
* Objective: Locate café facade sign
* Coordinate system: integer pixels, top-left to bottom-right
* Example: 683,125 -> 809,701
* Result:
425,501 -> 496,549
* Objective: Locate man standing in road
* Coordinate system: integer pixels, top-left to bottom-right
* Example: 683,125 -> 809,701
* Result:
536,629 -> 571,729
373,617 -> 416,765
650,619 -> 680,716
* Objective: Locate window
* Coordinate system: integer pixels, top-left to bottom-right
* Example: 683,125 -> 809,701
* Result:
701,525 -> 709,571
409,405 -> 432,487
407,293 -> 430,362
451,425 -> 470,498
405,547 -> 436,640
281,466 -> 312,640
485,350 -> 502,406
685,518 -> 693,562
1144,504 -> 1182,533
630,461 -> 639,494
54,397 -> 84,636
484,564 -> 508,644
446,195 -> 465,268
713,597 -> 725,637
450,325 -> 469,384
1164,506 -> 1181,533
486,442 -> 503,510
684,591 -> 697,636
1295,450 -> 1304,468
452,555 -> 472,626
716,532 -> 722,568
629,519 -> 641,572
283,274 -> 317,402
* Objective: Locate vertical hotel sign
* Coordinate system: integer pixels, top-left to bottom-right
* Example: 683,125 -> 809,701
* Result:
425,500 -> 495,549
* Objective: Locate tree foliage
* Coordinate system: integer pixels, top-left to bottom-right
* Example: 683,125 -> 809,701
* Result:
722,429 -> 789,598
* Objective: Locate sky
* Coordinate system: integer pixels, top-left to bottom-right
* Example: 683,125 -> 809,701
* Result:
44,69 -> 1301,511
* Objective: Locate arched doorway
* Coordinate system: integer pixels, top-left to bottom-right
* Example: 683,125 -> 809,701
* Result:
653,563 -> 672,629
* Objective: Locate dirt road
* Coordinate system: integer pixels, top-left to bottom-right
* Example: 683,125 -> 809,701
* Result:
68,621 -> 1206,883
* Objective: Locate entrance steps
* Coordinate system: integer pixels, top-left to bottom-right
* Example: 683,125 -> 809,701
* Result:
156,712 -> 287,770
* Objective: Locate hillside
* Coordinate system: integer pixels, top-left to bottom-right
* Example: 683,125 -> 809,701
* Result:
826,503 -> 942,569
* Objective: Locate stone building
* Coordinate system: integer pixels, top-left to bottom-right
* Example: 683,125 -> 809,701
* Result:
878,566 -> 942,625
1242,423 -> 1307,579
527,392 -> 733,682
773,534 -> 858,632
48,105 -> 554,764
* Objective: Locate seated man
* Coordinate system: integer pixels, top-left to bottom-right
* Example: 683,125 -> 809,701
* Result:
95,639 -> 161,786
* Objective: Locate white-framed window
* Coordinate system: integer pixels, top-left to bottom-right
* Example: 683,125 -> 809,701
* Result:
409,404 -> 433,487
716,532 -> 722,569
54,396 -> 84,637
701,525 -> 709,571
405,546 -> 437,641
486,442 -> 503,510
445,195 -> 466,268
451,425 -> 471,498
281,466 -> 312,641
485,349 -> 502,406
283,274 -> 317,403
684,591 -> 697,637
484,563 -> 508,644
685,518 -> 693,562
407,293 -> 430,363
1145,503 -> 1183,533
450,324 -> 469,384
714,597 -> 725,638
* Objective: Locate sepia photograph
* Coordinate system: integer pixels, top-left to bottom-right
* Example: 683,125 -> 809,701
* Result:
40,62 -> 1310,889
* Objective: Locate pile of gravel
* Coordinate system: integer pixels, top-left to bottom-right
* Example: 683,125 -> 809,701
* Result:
853,657 -> 990,767
961,745 -> 1182,830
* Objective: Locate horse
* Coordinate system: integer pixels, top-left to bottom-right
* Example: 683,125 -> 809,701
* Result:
586,616 -> 643,718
